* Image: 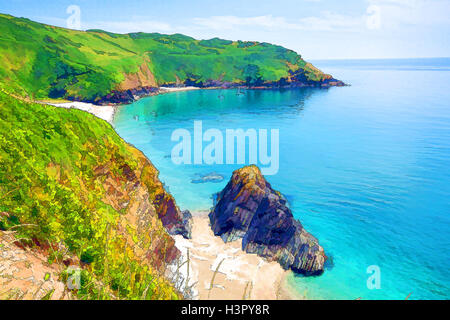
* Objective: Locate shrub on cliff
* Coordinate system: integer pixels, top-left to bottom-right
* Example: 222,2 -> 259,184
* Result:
0,92 -> 183,299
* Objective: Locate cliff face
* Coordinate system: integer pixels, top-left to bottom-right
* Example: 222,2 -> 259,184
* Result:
0,92 -> 190,299
95,143 -> 192,241
105,145 -> 191,239
209,165 -> 326,275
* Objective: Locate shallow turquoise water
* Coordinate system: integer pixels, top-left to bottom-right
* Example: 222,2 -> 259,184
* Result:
114,59 -> 450,300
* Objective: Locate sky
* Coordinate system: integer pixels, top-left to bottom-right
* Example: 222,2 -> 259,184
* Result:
1,0 -> 449,59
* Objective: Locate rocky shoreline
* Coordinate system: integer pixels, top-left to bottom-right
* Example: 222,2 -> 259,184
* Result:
60,75 -> 347,106
41,93 -> 328,299
173,162 -> 332,299
173,211 -> 300,300
209,165 -> 327,276
44,79 -> 346,125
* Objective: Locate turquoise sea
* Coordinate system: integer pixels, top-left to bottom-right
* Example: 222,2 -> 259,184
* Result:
114,58 -> 450,300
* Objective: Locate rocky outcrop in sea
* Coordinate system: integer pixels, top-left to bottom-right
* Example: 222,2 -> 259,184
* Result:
209,165 -> 326,275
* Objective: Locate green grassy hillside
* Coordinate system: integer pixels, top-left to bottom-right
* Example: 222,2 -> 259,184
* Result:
0,13 -> 338,103
0,91 -> 184,299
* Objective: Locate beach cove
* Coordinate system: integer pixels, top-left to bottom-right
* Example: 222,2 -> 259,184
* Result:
40,89 -> 302,300
42,59 -> 450,300
113,58 -> 450,300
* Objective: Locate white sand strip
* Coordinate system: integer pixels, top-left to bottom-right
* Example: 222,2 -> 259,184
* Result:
45,101 -> 116,124
159,86 -> 200,93
173,212 -> 299,300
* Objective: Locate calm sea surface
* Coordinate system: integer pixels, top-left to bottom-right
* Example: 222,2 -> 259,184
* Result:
114,58 -> 450,299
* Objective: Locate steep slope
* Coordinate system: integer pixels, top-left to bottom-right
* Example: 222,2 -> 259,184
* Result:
0,91 -> 190,299
0,14 -> 344,104
0,231 -> 69,300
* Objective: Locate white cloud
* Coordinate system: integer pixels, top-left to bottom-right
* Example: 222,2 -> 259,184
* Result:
193,13 -> 364,32
297,11 -> 365,31
366,0 -> 450,28
36,15 -> 173,33
193,15 -> 288,30
40,0 -> 450,43
85,20 -> 173,33
368,0 -> 419,6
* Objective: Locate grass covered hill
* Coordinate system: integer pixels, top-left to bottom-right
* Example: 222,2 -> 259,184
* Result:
0,13 -> 343,104
0,91 -> 188,299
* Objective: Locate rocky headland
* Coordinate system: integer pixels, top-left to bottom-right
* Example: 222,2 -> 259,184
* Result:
93,76 -> 346,106
0,14 -> 347,108
209,165 -> 326,275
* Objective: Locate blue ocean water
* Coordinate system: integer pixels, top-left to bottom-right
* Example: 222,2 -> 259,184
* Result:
113,58 -> 450,300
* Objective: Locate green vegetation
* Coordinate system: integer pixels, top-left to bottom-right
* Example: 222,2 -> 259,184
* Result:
0,13 -> 332,103
0,91 -> 181,299
0,12 -> 339,300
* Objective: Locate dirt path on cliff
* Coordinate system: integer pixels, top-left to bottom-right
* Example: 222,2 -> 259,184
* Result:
0,231 -> 72,300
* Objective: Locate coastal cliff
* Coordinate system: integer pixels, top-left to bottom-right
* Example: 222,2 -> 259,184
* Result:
0,91 -> 191,299
0,14 -> 345,106
209,166 -> 326,275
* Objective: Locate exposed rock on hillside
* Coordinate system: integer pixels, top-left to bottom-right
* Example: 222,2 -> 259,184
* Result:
209,165 -> 326,275
0,92 -> 191,299
98,153 -> 193,240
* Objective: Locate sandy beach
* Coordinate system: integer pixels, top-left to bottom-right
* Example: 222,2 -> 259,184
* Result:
174,211 -> 300,300
41,87 -> 199,124
159,86 -> 201,93
41,86 -> 217,124
44,101 -> 116,124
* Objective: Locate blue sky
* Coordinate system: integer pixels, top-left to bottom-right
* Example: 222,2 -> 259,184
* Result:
2,0 -> 449,59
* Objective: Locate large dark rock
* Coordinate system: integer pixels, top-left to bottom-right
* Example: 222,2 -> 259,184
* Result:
209,165 -> 326,275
